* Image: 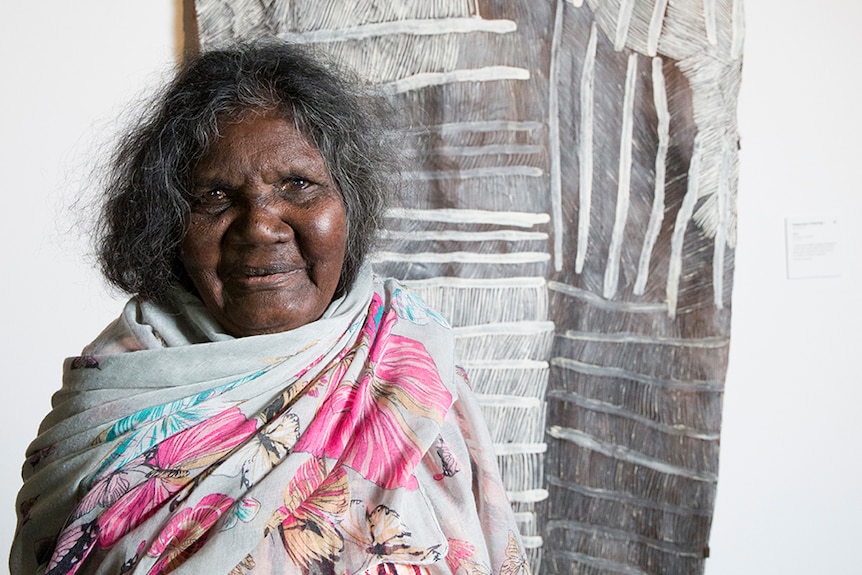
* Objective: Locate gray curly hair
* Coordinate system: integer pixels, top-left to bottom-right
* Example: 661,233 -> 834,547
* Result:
96,41 -> 395,303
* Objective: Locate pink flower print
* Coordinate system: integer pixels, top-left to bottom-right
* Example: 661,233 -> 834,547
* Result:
446,539 -> 476,574
97,408 -> 256,548
296,304 -> 453,490
265,458 -> 349,571
445,539 -> 490,575
146,493 -> 235,574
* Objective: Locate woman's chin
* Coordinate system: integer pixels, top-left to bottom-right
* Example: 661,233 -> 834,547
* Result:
216,288 -> 330,337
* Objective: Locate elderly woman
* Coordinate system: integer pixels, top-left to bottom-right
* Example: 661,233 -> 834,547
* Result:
11,44 -> 529,575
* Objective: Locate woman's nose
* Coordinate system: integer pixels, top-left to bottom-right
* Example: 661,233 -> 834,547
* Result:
230,198 -> 294,245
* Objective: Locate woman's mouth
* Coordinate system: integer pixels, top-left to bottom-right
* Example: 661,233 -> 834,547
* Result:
226,264 -> 305,289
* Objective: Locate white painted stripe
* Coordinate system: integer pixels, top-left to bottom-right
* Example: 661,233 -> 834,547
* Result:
647,0 -> 669,56
506,489 -> 550,503
454,321 -> 555,337
416,120 -> 542,134
385,208 -> 550,227
666,134 -> 703,319
483,390 -> 544,408
548,281 -> 668,313
401,276 -> 547,289
615,0 -> 637,51
714,144 -> 732,310
461,359 -> 548,370
704,0 -> 718,45
384,66 -> 530,94
549,0 -> 565,273
493,442 -> 547,455
731,0 -> 745,60
409,166 -> 543,179
576,23 -> 598,274
480,395 -> 543,409
551,357 -> 723,392
603,53 -> 638,299
435,144 -> 542,156
512,511 -> 535,524
372,251 -> 550,265
546,474 -> 713,516
547,389 -> 721,440
547,550 -> 652,575
559,330 -> 729,349
379,230 -> 549,242
280,17 -> 517,43
547,426 -> 718,482
634,57 -> 669,295
546,521 -> 703,558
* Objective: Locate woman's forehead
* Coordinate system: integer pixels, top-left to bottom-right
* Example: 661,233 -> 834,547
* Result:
195,113 -> 327,180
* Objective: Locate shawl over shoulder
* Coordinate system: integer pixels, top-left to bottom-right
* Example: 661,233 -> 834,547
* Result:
11,268 -> 530,575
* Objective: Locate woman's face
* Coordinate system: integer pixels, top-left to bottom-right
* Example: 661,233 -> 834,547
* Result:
180,112 -> 347,337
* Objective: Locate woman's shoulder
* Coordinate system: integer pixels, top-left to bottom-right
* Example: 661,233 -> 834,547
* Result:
80,289 -> 229,356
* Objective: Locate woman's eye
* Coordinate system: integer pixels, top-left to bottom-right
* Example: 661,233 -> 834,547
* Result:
191,188 -> 231,213
195,189 -> 231,205
204,189 -> 228,202
279,177 -> 312,192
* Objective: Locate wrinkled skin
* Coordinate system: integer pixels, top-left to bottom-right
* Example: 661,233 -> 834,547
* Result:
180,112 -> 348,337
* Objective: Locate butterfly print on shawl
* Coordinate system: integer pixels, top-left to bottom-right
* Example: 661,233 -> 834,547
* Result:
74,467 -> 133,518
218,412 -> 300,488
296,295 -> 453,490
146,492 -> 236,574
343,503 -> 440,570
499,531 -> 530,575
228,554 -> 256,575
43,520 -> 99,575
119,540 -> 148,574
432,436 -> 461,481
69,355 -> 101,370
264,458 -> 349,572
95,407 -> 257,548
25,444 -> 56,470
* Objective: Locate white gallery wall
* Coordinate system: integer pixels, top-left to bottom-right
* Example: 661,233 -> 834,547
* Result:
0,2 -> 859,573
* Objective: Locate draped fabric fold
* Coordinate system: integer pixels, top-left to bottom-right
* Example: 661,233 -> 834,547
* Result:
12,268 -> 528,575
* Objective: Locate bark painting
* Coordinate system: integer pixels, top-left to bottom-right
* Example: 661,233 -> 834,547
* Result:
192,1 -> 743,573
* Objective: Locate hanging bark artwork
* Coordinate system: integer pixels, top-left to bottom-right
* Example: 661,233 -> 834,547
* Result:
192,1 -> 743,573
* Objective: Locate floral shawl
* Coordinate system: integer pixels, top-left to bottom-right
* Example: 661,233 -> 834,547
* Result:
10,268 -> 530,575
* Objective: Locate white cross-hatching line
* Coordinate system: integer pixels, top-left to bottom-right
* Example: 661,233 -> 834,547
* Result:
279,17 -> 517,44
575,23 -> 598,274
647,0 -> 669,56
713,143 -> 732,310
383,66 -> 529,94
666,133 -> 703,319
371,251 -> 551,264
603,52 -> 639,299
549,0 -> 565,272
615,0 -> 636,51
407,166 -> 543,179
379,230 -> 549,242
634,57 -> 669,296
